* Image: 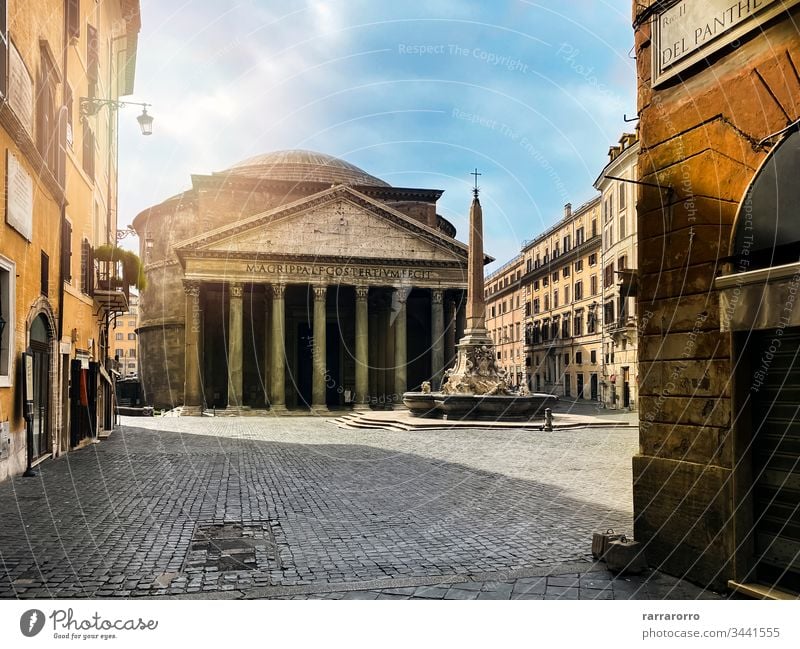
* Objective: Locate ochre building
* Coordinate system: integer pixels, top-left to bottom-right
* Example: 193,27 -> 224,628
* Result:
484,255 -> 526,388
632,0 -> 800,594
133,151 -> 469,413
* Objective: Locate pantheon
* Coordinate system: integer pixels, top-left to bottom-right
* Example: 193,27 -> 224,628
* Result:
132,150 -> 471,413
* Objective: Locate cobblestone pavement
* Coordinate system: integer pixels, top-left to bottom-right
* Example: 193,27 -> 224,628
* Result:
0,416 -> 721,599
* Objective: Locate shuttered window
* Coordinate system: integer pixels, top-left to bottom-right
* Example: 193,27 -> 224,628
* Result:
62,220 -> 72,283
40,251 -> 49,297
86,24 -> 98,96
66,0 -> 80,40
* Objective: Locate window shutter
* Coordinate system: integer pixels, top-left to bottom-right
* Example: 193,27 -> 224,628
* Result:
67,0 -> 80,41
0,1 -> 7,98
62,220 -> 72,282
86,24 -> 98,89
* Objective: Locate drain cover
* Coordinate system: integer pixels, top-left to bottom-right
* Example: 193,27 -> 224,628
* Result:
186,523 -> 282,573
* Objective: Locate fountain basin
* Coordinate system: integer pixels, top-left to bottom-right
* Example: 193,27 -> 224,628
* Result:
402,392 -> 443,418
434,393 -> 557,421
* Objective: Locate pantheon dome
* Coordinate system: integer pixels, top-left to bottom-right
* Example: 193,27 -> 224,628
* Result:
132,149 -> 468,413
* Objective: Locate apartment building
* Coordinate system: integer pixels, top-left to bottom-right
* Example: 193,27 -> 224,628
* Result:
595,131 -> 640,410
112,292 -> 138,378
521,199 -> 603,400
484,255 -> 525,388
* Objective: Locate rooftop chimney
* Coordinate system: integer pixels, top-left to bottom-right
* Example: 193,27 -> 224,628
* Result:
564,203 -> 572,219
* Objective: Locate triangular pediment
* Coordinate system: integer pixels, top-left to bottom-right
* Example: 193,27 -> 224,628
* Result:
175,185 -> 467,264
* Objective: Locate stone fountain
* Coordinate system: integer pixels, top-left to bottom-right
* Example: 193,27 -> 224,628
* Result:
403,172 -> 557,421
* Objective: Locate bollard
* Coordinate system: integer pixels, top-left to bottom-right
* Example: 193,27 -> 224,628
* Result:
544,408 -> 553,431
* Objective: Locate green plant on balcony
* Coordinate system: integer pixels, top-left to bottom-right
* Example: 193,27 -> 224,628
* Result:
94,245 -> 147,291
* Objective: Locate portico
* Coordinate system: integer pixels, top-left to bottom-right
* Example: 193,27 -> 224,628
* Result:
171,183 -> 468,413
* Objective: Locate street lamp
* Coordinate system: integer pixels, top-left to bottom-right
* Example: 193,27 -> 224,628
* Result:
79,97 -> 154,136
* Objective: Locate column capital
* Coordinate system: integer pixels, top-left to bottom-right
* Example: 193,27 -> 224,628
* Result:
393,286 -> 411,304
313,285 -> 327,301
183,280 -> 201,298
229,282 -> 243,299
355,286 -> 369,301
271,282 -> 286,299
431,288 -> 444,304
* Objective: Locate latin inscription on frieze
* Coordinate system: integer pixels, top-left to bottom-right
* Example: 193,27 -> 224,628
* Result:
245,262 -> 434,281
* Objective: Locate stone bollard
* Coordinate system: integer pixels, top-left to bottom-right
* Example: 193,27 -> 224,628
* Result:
544,408 -> 553,431
605,536 -> 648,574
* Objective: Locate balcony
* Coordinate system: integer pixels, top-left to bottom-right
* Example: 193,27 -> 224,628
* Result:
94,263 -> 130,313
605,316 -> 636,338
616,268 -> 639,297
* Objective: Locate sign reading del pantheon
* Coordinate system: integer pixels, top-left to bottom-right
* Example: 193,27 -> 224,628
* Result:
132,150 -> 472,413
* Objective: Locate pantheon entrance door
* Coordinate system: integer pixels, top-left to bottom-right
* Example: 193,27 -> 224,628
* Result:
749,328 -> 800,593
30,315 -> 51,459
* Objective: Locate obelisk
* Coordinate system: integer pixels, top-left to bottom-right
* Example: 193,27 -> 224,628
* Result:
462,169 -> 492,344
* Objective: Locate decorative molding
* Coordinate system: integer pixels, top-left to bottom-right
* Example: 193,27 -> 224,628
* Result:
183,281 -> 200,298
229,282 -> 243,298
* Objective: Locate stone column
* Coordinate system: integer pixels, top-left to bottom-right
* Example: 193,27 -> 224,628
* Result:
263,290 -> 271,407
183,281 -> 202,413
354,286 -> 369,408
445,297 -> 456,367
393,287 -> 409,401
312,285 -> 327,410
270,283 -> 287,410
227,282 -> 244,408
368,306 -> 378,406
377,298 -> 388,404
430,288 -> 444,389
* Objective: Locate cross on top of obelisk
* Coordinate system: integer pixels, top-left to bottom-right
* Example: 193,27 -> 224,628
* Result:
471,168 -> 481,198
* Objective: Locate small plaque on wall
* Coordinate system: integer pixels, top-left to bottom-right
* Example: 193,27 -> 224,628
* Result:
6,151 -> 34,241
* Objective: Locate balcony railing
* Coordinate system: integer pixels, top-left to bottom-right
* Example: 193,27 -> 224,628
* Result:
93,262 -> 130,313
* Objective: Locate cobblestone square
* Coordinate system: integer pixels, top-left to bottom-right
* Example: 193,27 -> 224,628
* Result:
0,416 -> 718,599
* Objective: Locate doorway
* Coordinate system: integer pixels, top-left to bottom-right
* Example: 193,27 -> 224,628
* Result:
590,373 -> 598,401
29,315 -> 51,459
576,373 -> 584,400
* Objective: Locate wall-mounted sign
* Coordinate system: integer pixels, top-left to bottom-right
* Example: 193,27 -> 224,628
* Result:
6,151 -> 34,241
652,0 -> 800,87
8,41 -> 33,136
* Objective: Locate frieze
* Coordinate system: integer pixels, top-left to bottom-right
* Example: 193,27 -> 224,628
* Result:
243,261 -> 436,281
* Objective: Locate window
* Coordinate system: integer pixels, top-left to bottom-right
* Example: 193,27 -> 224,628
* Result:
574,259 -> 583,272
562,317 -> 570,338
574,281 -> 583,300
115,349 -> 124,359
604,300 -> 615,325
128,320 -> 135,327
491,306 -> 496,318
576,227 -> 585,245
82,123 -> 95,179
80,239 -> 94,295
66,1 -> 80,39
40,251 -> 49,296
128,333 -> 136,340
533,298 -> 540,314
619,213 -> 626,239
62,220 -> 72,283
587,309 -> 597,334
542,319 -> 550,342
564,285 -> 570,304
591,219 -> 597,237
544,295 -> 549,310
574,312 -> 583,336
590,350 -> 597,364
553,244 -> 560,258
553,289 -> 558,309
87,23 -> 99,97
0,257 -> 15,384
618,254 -> 627,271
115,333 -> 123,341
552,271 -> 558,282
525,301 -> 531,316
543,276 -> 549,288
36,41 -> 60,175
562,265 -> 570,278
526,258 -> 533,272
590,275 -> 598,296
516,323 -> 521,340
576,351 -> 583,364
551,317 -> 560,339
619,181 -> 626,209
563,353 -> 569,366
533,279 -> 539,290
604,262 -> 615,288
0,1 -> 7,97
563,235 -> 571,251
588,253 -> 597,266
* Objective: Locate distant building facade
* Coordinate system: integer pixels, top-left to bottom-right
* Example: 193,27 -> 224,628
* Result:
595,132 -> 640,410
113,293 -> 138,378
632,0 -> 800,593
521,199 -> 603,399
484,255 -> 526,388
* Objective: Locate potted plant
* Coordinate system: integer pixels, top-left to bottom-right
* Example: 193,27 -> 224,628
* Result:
94,245 -> 146,291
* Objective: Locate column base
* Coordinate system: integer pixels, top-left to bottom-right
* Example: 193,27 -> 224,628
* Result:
353,402 -> 370,411
269,404 -> 288,414
311,405 -> 330,415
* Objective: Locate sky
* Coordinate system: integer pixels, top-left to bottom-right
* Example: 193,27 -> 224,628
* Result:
118,0 -> 637,271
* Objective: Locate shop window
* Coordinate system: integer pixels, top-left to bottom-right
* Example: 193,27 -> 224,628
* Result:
0,257 -> 15,384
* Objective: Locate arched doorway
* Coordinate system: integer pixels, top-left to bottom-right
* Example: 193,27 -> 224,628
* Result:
29,314 -> 52,460
717,126 -> 800,594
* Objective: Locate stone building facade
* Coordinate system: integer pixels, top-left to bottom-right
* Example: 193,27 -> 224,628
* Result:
595,132 -> 640,410
0,1 -> 139,481
521,199 -> 603,399
112,293 -> 138,378
632,0 -> 800,594
133,151 -> 469,413
484,255 -> 526,388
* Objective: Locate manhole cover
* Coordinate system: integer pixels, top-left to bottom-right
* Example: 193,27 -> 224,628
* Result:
185,523 -> 283,573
